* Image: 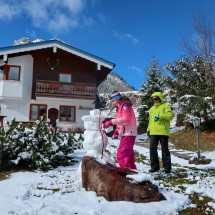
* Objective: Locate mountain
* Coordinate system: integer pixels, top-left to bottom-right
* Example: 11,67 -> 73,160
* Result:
97,72 -> 135,94
97,72 -> 139,111
100,90 -> 142,110
13,37 -> 45,45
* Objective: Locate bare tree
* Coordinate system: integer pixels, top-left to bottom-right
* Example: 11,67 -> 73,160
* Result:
181,13 -> 215,102
182,13 -> 215,61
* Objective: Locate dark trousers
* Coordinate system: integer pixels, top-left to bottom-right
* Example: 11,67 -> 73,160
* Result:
150,135 -> 171,170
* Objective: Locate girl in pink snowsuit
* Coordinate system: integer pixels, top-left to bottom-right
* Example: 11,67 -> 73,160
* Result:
104,91 -> 137,169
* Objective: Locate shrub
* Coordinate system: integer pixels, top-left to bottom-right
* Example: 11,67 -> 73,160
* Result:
176,113 -> 186,127
0,117 -> 83,170
201,119 -> 215,131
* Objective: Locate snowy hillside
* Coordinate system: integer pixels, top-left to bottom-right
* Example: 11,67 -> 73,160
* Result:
97,72 -> 135,94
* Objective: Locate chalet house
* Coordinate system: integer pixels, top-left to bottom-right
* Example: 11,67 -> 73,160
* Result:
0,39 -> 115,130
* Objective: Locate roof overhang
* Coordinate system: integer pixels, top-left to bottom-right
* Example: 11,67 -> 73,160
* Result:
0,39 -> 115,70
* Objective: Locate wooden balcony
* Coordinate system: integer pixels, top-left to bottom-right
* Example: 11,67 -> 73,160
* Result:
35,80 -> 97,99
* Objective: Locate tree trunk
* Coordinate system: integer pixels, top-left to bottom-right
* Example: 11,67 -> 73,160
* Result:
82,156 -> 166,203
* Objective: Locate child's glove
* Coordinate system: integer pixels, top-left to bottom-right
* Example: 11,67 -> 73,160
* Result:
147,131 -> 150,137
103,120 -> 113,129
154,115 -> 160,122
112,129 -> 119,139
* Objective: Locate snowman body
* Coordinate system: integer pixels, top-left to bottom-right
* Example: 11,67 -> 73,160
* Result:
81,109 -> 115,166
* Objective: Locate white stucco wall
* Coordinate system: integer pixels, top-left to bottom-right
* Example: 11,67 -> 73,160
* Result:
35,97 -> 95,130
2,97 -> 95,130
0,55 -> 97,130
0,55 -> 33,122
0,55 -> 33,100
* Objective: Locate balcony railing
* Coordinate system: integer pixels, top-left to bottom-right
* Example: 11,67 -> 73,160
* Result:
35,80 -> 96,99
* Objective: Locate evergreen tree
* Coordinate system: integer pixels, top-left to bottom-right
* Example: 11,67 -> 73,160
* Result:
166,55 -> 215,122
138,58 -> 171,133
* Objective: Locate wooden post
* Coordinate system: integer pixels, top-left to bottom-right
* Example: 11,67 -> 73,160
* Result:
0,116 -> 6,127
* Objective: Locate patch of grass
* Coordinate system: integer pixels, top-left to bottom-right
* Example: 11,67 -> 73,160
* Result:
165,177 -> 197,186
0,170 -> 11,181
208,169 -> 215,175
0,164 -> 35,181
150,167 -> 215,214
36,186 -> 60,193
134,151 -> 148,164
154,168 -> 196,187
0,167 -> 32,181
170,129 -> 215,151
180,194 -> 215,215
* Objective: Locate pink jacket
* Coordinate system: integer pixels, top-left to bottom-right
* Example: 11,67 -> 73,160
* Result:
112,102 -> 137,136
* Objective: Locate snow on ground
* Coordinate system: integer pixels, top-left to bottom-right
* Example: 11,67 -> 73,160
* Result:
1,135 -> 215,215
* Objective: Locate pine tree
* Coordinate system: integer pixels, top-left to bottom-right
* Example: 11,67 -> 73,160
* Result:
166,55 -> 215,122
138,58 -> 171,133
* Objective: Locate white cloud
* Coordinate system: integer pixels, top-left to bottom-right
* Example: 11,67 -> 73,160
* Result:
48,12 -> 78,32
0,0 -> 94,33
125,33 -> 138,44
61,0 -> 85,14
0,0 -> 21,20
23,0 -> 85,32
23,1 -> 48,24
26,30 -> 37,39
97,13 -> 107,23
82,16 -> 94,27
113,31 -> 138,45
128,65 -> 144,77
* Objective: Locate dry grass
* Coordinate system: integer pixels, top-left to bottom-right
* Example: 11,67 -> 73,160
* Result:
0,170 -> 13,181
170,129 -> 215,152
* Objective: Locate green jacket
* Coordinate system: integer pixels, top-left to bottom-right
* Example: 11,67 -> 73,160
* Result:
147,92 -> 173,137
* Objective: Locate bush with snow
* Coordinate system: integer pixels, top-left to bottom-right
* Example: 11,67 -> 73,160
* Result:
0,117 -> 83,170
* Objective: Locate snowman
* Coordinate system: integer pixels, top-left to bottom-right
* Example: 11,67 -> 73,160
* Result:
81,109 -> 115,166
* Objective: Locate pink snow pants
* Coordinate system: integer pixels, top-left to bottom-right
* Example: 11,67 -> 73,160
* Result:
117,136 -> 136,169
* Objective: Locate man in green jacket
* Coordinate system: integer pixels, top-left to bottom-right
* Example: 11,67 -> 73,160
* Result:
147,92 -> 173,173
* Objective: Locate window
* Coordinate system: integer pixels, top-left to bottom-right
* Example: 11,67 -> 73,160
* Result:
30,104 -> 47,120
59,73 -> 72,83
0,64 -> 20,80
0,67 -> 4,80
59,106 -> 76,122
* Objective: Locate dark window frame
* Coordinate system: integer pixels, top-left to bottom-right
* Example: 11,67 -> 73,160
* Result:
0,64 -> 21,81
29,104 -> 47,121
59,105 -> 76,122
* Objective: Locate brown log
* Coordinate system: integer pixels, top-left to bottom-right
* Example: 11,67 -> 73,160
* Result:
82,156 -> 166,203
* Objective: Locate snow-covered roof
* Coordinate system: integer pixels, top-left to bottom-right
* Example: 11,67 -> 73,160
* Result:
0,39 -> 115,69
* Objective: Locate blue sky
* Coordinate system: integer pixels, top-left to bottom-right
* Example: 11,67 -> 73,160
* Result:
1,0 -> 215,90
